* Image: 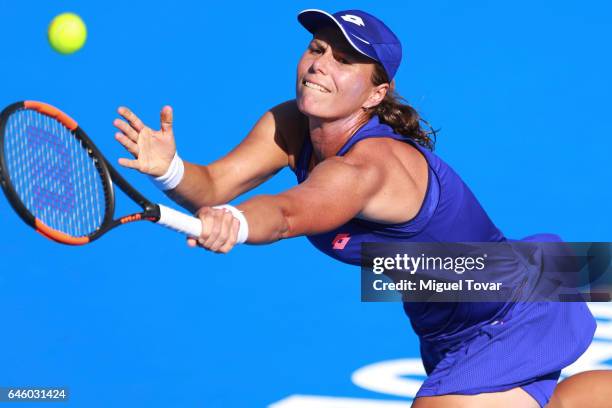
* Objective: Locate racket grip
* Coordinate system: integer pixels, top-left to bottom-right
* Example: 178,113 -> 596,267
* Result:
156,204 -> 202,237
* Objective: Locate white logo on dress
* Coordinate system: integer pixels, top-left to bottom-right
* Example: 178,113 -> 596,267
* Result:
341,14 -> 365,27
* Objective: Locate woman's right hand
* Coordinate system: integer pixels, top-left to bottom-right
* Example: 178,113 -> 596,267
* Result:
113,106 -> 177,176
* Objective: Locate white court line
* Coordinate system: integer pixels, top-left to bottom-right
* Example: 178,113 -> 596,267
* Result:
269,395 -> 411,408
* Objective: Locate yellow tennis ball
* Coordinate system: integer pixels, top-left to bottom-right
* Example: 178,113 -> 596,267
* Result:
48,12 -> 87,55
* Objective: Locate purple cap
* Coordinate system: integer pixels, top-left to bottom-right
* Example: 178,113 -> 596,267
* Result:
298,9 -> 402,80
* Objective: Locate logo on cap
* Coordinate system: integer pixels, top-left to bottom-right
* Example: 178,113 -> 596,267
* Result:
340,14 -> 365,27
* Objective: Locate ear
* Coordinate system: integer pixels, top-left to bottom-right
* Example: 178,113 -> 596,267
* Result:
363,83 -> 389,110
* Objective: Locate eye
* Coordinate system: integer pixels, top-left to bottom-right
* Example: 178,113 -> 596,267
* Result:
309,45 -> 323,55
333,55 -> 351,65
333,52 -> 351,65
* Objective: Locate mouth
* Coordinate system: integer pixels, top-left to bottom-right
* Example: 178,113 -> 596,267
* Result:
302,79 -> 331,93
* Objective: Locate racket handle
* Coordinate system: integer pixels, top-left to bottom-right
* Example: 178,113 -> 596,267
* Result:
156,204 -> 202,237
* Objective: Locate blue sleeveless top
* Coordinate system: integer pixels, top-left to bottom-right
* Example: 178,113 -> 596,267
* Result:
292,116 -> 508,339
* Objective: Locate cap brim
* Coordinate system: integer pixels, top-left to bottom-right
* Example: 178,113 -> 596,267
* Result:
297,9 -> 376,61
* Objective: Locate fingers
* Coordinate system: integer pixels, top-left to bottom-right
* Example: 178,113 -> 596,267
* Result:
117,157 -> 141,170
114,132 -> 139,156
113,118 -> 139,142
189,208 -> 239,254
117,106 -> 145,133
202,209 -> 225,250
218,219 -> 240,253
203,210 -> 235,252
160,105 -> 173,134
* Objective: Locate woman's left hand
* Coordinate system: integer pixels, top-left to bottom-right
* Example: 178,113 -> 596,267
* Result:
187,207 -> 240,253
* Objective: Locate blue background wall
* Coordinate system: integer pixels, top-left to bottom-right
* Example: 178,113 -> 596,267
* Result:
0,1 -> 610,406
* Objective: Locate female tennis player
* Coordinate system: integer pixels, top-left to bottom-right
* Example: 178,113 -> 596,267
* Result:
112,9 -> 611,407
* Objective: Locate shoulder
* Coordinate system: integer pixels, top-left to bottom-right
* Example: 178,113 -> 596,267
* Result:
305,150 -> 385,201
342,136 -> 426,173
316,155 -> 384,187
339,136 -> 429,223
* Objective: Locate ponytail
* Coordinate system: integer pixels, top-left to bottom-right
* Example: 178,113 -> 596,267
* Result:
370,64 -> 437,150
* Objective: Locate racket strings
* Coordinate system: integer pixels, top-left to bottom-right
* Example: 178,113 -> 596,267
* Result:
4,109 -> 107,237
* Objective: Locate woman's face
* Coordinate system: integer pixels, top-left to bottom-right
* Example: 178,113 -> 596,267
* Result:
296,27 -> 382,121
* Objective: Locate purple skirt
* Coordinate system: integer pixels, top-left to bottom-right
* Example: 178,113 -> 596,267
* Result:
415,301 -> 595,406
415,234 -> 597,407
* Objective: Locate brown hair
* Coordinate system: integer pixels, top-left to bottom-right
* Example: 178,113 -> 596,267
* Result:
369,64 -> 436,150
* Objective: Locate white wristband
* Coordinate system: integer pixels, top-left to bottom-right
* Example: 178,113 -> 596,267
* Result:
213,204 -> 249,244
150,152 -> 185,191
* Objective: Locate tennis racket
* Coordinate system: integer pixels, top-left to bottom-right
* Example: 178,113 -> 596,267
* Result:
0,100 -> 202,245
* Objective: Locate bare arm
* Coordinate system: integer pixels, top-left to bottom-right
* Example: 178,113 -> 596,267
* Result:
113,101 -> 305,213
187,154 -> 384,252
236,155 -> 384,244
166,105 -> 296,212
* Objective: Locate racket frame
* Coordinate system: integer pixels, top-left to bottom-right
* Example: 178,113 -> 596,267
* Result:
0,101 -> 163,245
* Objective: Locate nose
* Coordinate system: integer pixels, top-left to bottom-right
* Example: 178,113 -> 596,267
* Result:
309,49 -> 332,75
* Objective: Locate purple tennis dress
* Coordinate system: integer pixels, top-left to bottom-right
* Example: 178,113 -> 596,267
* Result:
292,115 -> 596,407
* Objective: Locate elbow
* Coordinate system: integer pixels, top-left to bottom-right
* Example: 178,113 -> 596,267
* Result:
278,212 -> 294,240
273,200 -> 294,240
270,196 -> 296,240
241,195 -> 294,243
